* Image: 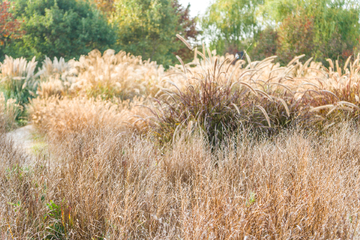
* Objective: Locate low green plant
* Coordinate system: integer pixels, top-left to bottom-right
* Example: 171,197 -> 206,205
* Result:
45,200 -> 67,239
31,142 -> 48,155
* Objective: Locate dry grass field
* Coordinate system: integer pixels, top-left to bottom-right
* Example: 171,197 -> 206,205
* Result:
2,44 -> 360,238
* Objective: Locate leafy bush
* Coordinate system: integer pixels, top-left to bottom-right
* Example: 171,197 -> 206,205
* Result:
276,10 -> 315,64
260,0 -> 360,65
0,1 -> 24,62
201,0 -> 262,56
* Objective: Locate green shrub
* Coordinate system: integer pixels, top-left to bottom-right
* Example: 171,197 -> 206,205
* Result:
6,0 -> 116,62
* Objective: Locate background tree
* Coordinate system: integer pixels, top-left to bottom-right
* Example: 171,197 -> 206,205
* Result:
111,0 -> 187,67
91,0 -> 115,18
6,0 -> 116,61
201,0 -> 264,56
0,1 -> 23,61
276,9 -> 315,63
250,27 -> 277,60
172,0 -> 200,63
257,0 -> 360,64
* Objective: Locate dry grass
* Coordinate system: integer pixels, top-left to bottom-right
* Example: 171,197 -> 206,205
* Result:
158,50 -> 360,141
1,50 -> 166,100
35,56 -> 74,99
0,55 -> 37,80
4,44 -> 360,238
0,93 -> 20,132
65,49 -> 166,100
1,121 -> 360,238
29,96 -> 149,140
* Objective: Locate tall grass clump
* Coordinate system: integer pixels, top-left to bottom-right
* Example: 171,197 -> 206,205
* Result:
310,57 -> 360,121
282,56 -> 360,129
0,93 -> 21,132
29,96 -> 149,141
0,95 -> 5,133
35,56 -> 74,98
67,49 -> 165,100
0,56 -> 38,108
1,50 -> 166,101
150,45 -> 298,145
150,40 -> 360,144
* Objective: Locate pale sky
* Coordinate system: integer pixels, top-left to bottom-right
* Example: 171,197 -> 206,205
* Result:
179,0 -> 212,18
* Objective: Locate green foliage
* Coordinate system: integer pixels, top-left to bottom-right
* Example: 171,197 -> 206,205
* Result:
201,0 -> 264,55
0,54 -> 35,127
0,1 -> 24,62
259,0 -> 360,64
246,191 -> 256,206
45,200 -> 67,239
250,27 -> 277,61
173,0 -> 201,63
1,74 -> 37,108
202,0 -> 360,64
276,10 -> 315,63
6,0 -> 116,61
91,0 -> 115,18
111,0 -> 182,67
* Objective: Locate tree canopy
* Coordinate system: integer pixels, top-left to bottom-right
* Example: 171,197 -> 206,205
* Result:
0,1 -> 24,61
1,0 -> 359,67
258,0 -> 360,63
201,0 -> 360,65
111,0 -> 184,67
6,0 -> 116,61
201,0 -> 264,55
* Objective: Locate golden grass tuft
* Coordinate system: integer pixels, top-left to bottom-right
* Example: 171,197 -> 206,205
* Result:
67,49 -> 166,99
29,96 -> 150,140
0,93 -> 20,132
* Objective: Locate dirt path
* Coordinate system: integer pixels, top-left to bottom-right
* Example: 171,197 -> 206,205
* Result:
6,125 -> 37,164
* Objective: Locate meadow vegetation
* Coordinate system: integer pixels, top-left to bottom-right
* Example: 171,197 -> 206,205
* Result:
2,42 -> 360,238
1,0 -> 360,237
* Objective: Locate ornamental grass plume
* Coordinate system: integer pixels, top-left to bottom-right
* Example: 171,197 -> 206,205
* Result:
29,96 -> 149,141
68,49 -> 166,100
0,56 -> 38,107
